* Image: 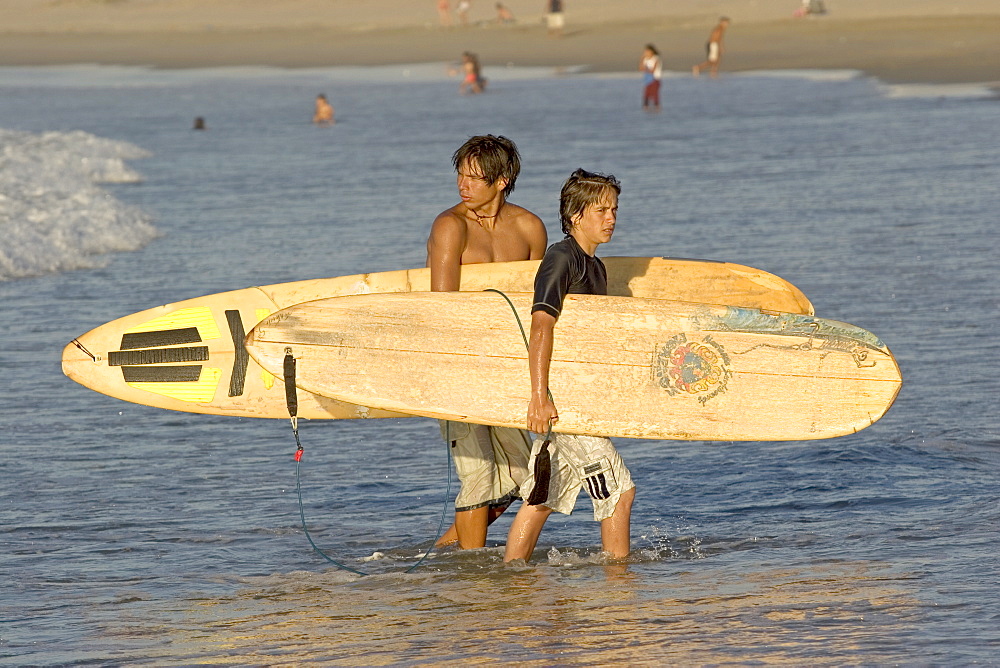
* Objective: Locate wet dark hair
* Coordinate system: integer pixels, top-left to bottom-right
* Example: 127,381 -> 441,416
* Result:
452,135 -> 521,197
559,169 -> 621,234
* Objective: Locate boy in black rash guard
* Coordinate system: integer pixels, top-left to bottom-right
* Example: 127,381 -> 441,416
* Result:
504,169 -> 636,563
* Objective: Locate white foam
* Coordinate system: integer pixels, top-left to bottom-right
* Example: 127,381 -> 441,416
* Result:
880,82 -> 998,100
0,129 -> 159,281
0,62 -> 583,88
726,68 -> 866,83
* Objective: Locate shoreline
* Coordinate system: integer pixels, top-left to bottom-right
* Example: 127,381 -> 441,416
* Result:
1,16 -> 999,86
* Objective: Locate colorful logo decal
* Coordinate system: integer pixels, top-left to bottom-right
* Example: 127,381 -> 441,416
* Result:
654,334 -> 731,404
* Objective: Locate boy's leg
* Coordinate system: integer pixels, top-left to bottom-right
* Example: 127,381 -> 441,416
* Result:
439,422 -> 509,549
504,502 -> 553,562
599,486 -> 635,558
454,505 -> 489,548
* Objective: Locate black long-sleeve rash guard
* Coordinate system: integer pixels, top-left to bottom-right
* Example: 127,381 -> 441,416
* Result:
531,236 -> 608,319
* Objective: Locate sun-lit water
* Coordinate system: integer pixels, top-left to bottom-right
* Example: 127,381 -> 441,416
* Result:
1,64 -> 998,665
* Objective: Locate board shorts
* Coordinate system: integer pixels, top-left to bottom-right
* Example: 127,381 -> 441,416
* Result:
440,420 -> 531,512
519,433 -> 635,521
546,12 -> 564,30
707,41 -> 720,63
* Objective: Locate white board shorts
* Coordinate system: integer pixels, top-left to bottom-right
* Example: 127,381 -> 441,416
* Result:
708,41 -> 720,63
546,12 -> 564,30
520,434 -> 635,521
440,420 -> 531,512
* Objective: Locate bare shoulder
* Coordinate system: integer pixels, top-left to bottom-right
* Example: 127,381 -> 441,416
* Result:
505,203 -> 548,257
428,205 -> 468,240
505,203 -> 545,229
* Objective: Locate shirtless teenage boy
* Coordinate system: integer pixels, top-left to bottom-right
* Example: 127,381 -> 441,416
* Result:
693,16 -> 730,78
427,135 -> 548,549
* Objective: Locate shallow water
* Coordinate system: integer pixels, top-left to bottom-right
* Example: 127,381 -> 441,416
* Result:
1,65 -> 998,664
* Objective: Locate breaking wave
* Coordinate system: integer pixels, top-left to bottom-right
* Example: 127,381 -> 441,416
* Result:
0,128 -> 158,281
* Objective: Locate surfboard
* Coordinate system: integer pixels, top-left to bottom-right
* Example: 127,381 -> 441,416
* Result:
245,292 -> 900,441
62,257 -> 815,420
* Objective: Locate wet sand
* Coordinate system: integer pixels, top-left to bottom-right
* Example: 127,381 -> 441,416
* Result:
1,1 -> 998,84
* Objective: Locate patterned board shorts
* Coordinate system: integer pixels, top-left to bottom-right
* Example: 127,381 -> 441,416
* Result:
519,433 -> 635,521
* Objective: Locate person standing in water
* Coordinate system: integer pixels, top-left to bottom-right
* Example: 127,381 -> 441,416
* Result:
639,43 -> 662,111
504,169 -> 635,563
427,135 -> 548,549
458,52 -> 486,94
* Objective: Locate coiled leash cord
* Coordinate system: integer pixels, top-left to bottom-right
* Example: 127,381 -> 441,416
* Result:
284,348 -> 452,576
285,288 -> 554,574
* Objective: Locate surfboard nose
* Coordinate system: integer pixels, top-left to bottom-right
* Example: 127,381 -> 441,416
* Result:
62,333 -> 102,386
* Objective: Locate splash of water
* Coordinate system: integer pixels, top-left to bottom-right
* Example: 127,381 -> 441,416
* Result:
0,128 -> 158,281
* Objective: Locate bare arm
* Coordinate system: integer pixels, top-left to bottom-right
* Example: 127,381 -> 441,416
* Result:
426,212 -> 466,291
527,309 -> 558,434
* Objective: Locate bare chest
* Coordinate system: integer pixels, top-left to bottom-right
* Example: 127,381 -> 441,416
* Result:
461,222 -> 532,264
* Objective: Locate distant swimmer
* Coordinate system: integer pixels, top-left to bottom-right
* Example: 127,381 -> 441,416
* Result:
192,117 -> 206,130
313,94 -> 335,125
693,16 -> 730,78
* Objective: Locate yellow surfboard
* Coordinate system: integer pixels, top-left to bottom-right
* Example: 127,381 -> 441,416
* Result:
62,257 -> 815,420
246,292 -> 900,441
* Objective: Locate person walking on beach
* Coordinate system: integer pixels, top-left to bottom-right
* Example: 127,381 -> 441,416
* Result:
437,0 -> 453,26
437,0 -> 452,26
495,2 -> 515,24
693,16 -> 730,78
427,135 -> 548,550
639,43 -> 662,111
457,0 -> 471,25
546,0 -> 564,37
504,169 -> 635,563
313,94 -> 334,125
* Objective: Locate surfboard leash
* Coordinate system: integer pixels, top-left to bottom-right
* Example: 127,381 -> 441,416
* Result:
482,289 -> 555,506
70,338 -> 98,362
282,348 -> 452,576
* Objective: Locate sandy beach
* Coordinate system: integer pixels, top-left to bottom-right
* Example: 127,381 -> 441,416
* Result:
1,0 -> 998,84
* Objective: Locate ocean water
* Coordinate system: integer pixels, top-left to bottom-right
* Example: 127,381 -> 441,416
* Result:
1,63 -> 998,665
